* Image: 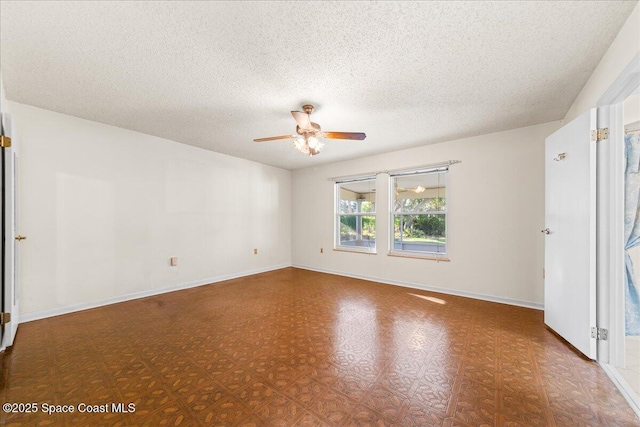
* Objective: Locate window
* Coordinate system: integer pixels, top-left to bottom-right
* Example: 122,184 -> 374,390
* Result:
390,168 -> 447,256
335,178 -> 376,252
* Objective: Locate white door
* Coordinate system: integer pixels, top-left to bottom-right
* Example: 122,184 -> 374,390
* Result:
544,108 -> 597,359
0,112 -> 19,351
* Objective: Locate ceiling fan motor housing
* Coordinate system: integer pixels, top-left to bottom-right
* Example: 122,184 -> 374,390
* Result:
296,122 -> 321,135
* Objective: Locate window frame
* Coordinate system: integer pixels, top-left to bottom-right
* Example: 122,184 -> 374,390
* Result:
334,177 -> 377,254
389,167 -> 449,259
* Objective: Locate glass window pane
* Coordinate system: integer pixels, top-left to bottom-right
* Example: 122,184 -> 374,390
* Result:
393,172 -> 446,213
339,199 -> 358,214
339,215 -> 376,248
339,180 -> 376,214
393,214 -> 446,253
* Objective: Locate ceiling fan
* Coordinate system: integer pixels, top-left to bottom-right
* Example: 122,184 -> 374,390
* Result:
254,104 -> 366,156
396,185 -> 426,194
394,182 -> 428,197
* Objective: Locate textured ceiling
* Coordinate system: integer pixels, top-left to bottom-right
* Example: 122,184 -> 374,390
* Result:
0,1 -> 636,170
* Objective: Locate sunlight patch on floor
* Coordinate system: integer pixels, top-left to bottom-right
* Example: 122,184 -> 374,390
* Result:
408,293 -> 446,305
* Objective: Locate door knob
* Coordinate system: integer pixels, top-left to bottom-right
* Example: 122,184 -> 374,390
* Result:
15,235 -> 26,241
541,228 -> 550,234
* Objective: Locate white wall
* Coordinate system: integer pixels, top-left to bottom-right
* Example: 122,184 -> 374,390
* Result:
291,121 -> 561,308
565,2 -> 640,122
8,102 -> 291,318
625,93 -> 640,125
0,73 -> 6,112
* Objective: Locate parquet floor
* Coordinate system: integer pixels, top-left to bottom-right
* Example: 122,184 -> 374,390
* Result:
1,267 -> 638,426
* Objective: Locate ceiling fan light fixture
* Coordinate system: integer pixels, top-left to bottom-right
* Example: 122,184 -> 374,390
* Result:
293,133 -> 323,156
254,104 -> 365,157
307,135 -> 320,149
293,136 -> 307,153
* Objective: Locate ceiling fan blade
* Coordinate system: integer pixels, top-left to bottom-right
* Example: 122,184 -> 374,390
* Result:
291,111 -> 312,130
253,134 -> 295,142
324,131 -> 366,140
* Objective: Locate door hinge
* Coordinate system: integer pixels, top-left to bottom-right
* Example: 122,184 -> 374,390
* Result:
0,135 -> 11,148
0,312 -> 11,326
591,128 -> 609,142
591,327 -> 608,340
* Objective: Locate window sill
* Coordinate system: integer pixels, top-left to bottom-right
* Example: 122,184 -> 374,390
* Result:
333,247 -> 377,255
387,251 -> 450,262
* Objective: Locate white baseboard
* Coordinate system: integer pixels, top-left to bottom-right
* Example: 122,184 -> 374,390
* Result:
292,264 -> 544,310
600,362 -> 640,419
21,263 -> 543,323
20,263 -> 291,323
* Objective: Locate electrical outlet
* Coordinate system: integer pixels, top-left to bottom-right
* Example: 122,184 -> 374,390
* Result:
170,257 -> 178,266
254,248 -> 258,255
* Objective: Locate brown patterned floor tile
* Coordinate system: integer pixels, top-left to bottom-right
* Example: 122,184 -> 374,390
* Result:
182,382 -> 228,416
261,342 -> 299,363
116,382 -> 165,413
256,392 -> 303,426
350,358 -> 384,383
377,368 -> 417,398
293,410 -> 332,427
282,375 -> 323,408
410,381 -> 452,413
451,379 -> 497,426
265,362 -> 303,389
224,341 -> 262,365
461,360 -> 498,388
235,380 -> 279,410
217,367 -> 257,394
497,412 -> 548,427
62,377 -> 122,402
246,353 -> 279,376
194,355 -> 237,378
419,365 -> 458,392
141,401 -> 198,427
335,338 -> 374,358
283,350 -> 319,374
197,394 -> 252,425
362,384 -> 407,423
552,409 -> 602,427
2,268 -> 638,426
331,370 -> 375,401
307,360 -> 344,386
114,371 -> 165,396
233,414 -> 264,427
500,372 -> 543,396
344,404 -> 388,426
546,388 -> 594,416
390,354 -> 427,378
326,349 -> 359,370
307,382 -> 359,426
2,410 -> 63,427
402,401 -> 448,427
498,389 -> 548,426
59,408 -> 126,427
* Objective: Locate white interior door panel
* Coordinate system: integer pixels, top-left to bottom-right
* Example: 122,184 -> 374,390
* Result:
544,109 -> 597,359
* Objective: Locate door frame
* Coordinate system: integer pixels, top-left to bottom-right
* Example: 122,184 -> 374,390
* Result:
595,52 -> 640,416
596,52 -> 640,366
